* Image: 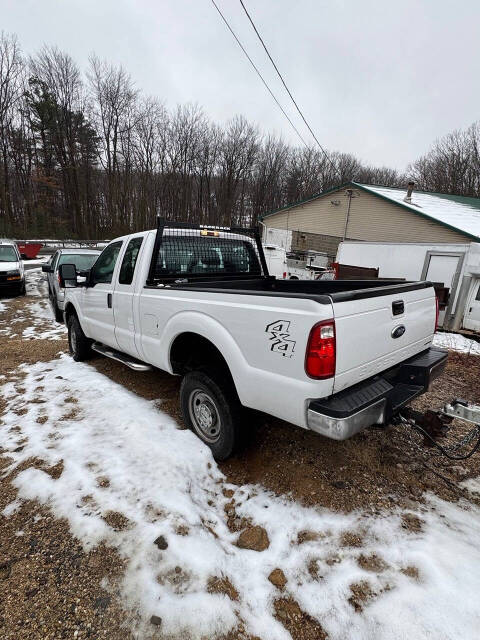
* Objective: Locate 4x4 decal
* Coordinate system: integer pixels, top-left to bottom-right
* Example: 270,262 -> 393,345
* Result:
265,320 -> 296,358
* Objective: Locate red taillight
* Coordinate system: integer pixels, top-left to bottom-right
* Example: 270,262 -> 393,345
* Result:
434,296 -> 439,332
305,319 -> 336,379
283,272 -> 286,279
57,271 -> 62,286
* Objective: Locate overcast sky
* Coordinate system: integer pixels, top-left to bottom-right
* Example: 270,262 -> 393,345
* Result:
3,0 -> 480,170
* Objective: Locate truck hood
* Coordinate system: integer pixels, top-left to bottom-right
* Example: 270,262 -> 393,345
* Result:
0,261 -> 21,271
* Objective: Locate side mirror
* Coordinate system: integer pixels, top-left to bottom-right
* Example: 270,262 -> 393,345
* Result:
41,265 -> 52,273
58,263 -> 78,288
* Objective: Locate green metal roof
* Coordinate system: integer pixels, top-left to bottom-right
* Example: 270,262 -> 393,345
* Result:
261,182 -> 480,242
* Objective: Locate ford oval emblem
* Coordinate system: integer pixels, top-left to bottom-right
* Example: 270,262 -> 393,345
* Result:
391,325 -> 406,339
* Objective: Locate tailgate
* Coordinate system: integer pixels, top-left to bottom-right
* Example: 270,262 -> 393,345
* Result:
331,282 -> 436,393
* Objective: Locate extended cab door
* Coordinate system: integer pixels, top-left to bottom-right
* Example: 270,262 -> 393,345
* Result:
112,234 -> 145,358
82,240 -> 123,347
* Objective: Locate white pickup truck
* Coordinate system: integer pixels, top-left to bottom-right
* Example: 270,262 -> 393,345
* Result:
59,221 -> 447,460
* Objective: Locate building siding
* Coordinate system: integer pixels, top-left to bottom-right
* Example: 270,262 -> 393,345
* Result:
291,230 -> 341,256
263,187 -> 469,246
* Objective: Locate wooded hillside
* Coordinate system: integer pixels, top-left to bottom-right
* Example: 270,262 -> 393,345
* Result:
1,32 -> 478,239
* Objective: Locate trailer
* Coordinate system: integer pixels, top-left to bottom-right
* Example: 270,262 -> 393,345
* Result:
336,241 -> 480,333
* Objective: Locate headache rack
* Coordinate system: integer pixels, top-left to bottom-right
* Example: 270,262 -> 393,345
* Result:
146,218 -> 269,286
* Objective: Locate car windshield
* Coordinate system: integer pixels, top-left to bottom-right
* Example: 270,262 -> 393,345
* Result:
0,246 -> 18,262
58,253 -> 99,270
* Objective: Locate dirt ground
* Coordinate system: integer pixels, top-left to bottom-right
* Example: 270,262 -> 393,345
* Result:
1,280 -> 480,639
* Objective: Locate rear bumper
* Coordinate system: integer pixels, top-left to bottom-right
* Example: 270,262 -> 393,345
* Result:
307,347 -> 448,440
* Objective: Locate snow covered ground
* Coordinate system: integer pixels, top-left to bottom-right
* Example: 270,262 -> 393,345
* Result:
433,331 -> 480,355
23,255 -> 51,267
0,268 -> 66,340
1,354 -> 480,639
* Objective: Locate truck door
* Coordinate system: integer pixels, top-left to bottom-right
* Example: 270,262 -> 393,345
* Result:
112,235 -> 145,357
82,240 -> 123,347
463,279 -> 480,332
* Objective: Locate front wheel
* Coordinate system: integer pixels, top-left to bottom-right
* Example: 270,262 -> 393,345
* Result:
180,370 -> 241,461
67,314 -> 91,361
52,296 -> 64,323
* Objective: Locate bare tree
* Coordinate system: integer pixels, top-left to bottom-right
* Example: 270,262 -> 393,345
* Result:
0,32 -> 23,232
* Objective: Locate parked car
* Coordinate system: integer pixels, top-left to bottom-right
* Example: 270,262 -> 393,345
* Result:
42,249 -> 100,322
0,239 -> 26,296
60,222 -> 446,461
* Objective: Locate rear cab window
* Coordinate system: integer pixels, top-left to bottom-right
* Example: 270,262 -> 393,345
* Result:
154,235 -> 261,279
119,236 -> 144,285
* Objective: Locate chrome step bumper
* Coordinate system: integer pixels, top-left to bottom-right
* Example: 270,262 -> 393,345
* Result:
307,347 -> 448,441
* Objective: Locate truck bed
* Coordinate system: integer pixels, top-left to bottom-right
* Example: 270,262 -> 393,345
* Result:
162,276 -> 432,304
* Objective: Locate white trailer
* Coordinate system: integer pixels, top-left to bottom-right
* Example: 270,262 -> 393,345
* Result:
336,241 -> 480,332
262,227 -> 292,252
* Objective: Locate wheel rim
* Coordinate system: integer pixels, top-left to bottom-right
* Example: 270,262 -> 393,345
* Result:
188,389 -> 221,443
70,326 -> 77,354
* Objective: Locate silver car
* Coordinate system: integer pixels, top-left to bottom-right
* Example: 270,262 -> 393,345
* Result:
42,248 -> 100,322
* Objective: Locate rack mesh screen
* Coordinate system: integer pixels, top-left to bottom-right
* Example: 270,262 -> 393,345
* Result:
151,225 -> 265,283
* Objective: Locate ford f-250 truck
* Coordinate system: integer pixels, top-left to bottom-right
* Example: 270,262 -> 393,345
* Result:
59,221 -> 447,460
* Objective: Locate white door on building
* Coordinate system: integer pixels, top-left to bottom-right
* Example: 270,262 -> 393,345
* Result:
463,279 -> 480,332
425,254 -> 461,325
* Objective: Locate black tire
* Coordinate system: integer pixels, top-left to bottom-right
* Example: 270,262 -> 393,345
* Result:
180,370 -> 241,461
17,280 -> 26,296
67,314 -> 91,361
53,297 -> 64,323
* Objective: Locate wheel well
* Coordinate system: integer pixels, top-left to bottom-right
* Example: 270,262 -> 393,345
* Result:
170,332 -> 234,383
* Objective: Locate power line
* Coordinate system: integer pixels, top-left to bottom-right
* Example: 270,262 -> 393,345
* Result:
210,0 -> 309,148
238,0 -> 338,175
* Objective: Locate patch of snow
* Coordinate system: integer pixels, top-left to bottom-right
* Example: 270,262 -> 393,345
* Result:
0,268 -> 67,340
433,331 -> 480,355
23,255 -> 51,266
460,478 -> 480,495
1,356 -> 480,639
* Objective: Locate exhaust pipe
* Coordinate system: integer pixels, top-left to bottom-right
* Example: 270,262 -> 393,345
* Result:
404,181 -> 415,203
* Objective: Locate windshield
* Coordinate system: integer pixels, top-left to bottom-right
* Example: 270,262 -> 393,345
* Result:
0,246 -> 18,262
58,253 -> 99,270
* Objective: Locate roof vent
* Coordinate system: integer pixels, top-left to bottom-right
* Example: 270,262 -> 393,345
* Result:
404,181 -> 415,204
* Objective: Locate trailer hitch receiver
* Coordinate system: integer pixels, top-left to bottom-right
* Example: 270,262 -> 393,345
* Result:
396,399 -> 480,460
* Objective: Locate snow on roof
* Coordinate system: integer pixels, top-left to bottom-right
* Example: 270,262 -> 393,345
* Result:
356,183 -> 480,241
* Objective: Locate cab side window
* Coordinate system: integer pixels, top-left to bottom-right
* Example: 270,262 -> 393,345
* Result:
119,237 -> 143,285
91,241 -> 123,285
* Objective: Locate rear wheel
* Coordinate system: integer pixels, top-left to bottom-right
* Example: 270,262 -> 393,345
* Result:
180,370 -> 241,461
67,314 -> 91,361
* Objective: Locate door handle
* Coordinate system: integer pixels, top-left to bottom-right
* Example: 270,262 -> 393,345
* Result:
470,307 -> 473,313
107,293 -> 112,308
